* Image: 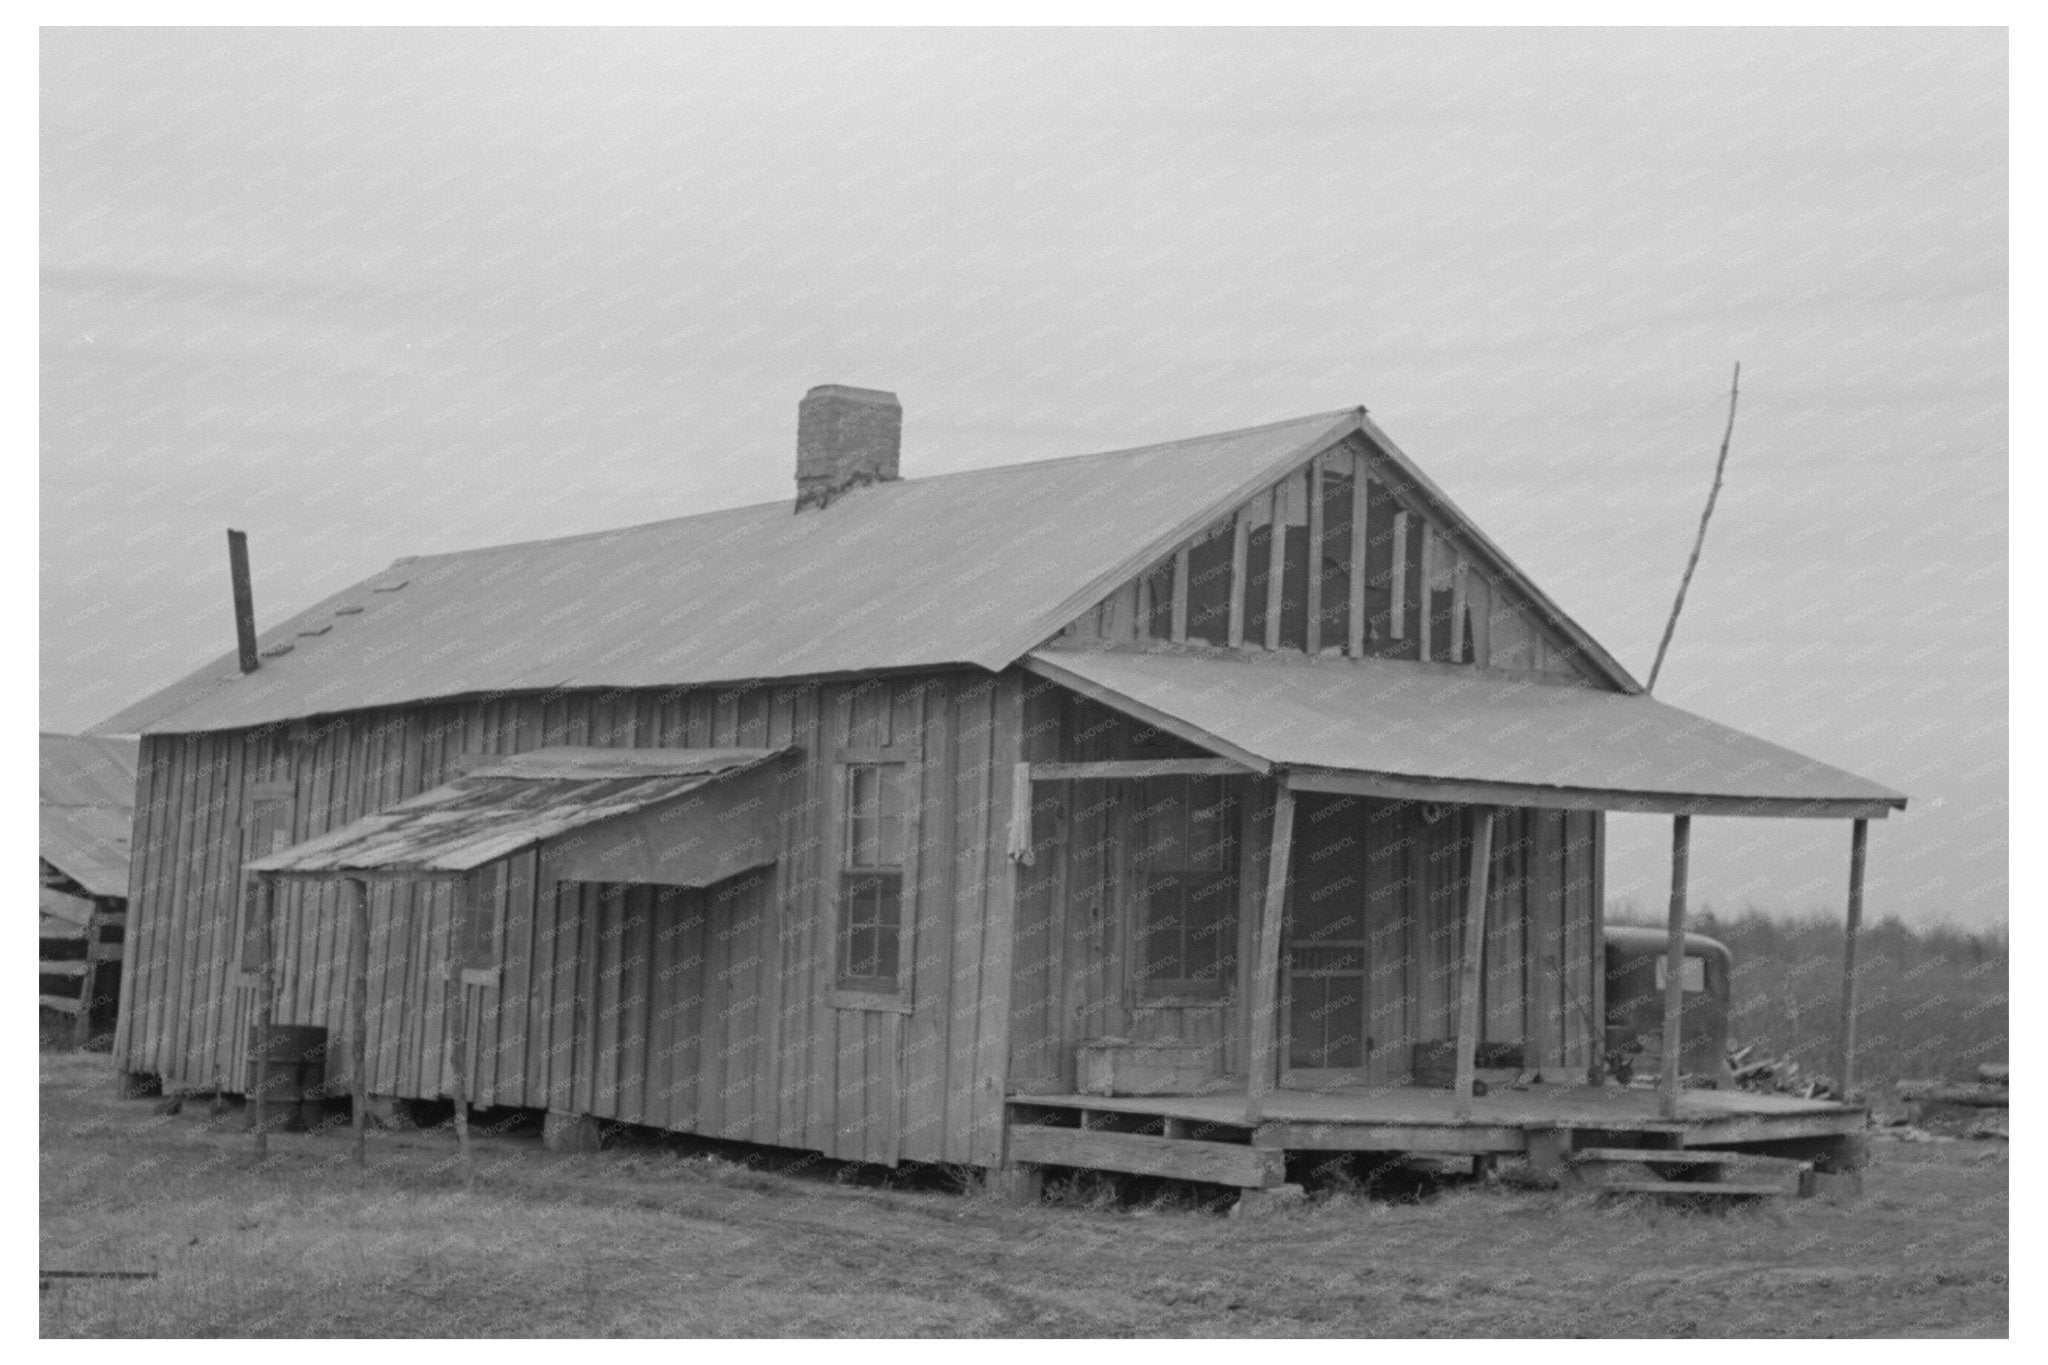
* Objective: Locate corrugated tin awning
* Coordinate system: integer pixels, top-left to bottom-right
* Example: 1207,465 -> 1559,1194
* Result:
245,746 -> 792,881
1026,649 -> 1906,819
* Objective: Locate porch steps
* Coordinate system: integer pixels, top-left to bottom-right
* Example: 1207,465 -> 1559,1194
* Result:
1571,1147 -> 1800,1167
1570,1146 -> 1810,1201
1598,1180 -> 1792,1199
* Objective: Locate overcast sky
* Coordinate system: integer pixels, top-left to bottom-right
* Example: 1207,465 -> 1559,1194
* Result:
40,28 -> 2006,928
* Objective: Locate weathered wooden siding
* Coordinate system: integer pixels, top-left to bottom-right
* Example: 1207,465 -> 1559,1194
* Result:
1006,683 -> 1603,1090
117,669 -> 1025,1168
1009,684 -> 1249,1092
1056,436 -> 1588,683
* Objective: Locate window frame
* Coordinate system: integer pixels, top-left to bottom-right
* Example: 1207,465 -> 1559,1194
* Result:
828,744 -> 920,1013
1124,774 -> 1242,1007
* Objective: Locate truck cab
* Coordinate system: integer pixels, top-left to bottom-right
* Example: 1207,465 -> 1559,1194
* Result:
1602,925 -> 1732,1084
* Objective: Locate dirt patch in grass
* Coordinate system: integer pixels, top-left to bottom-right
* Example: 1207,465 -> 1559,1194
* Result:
39,1054 -> 2007,1337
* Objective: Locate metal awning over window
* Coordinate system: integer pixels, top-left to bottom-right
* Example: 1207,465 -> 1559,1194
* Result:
244,746 -> 792,885
1025,649 -> 1906,819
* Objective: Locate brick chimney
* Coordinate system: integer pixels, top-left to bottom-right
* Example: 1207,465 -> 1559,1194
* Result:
795,385 -> 901,511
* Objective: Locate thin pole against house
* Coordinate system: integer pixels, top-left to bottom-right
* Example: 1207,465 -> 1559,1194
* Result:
1646,363 -> 1741,693
1452,808 -> 1498,1123
1835,819 -> 1870,1099
346,876 -> 370,1168
1660,816 -> 1693,1121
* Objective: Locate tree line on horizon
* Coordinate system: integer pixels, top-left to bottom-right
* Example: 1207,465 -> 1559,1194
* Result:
1608,902 -> 2008,1083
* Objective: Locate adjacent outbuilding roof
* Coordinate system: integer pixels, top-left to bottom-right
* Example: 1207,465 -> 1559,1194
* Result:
40,732 -> 140,896
1026,648 -> 1908,819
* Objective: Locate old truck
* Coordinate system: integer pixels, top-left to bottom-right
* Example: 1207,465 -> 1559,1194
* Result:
1602,924 -> 1732,1085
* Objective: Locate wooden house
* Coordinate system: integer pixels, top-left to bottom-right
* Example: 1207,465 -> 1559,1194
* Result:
100,386 -> 1904,1198
40,731 -> 139,1044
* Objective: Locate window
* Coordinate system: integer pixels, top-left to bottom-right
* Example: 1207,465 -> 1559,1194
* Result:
1655,953 -> 1708,994
837,761 -> 908,995
1132,776 -> 1239,1001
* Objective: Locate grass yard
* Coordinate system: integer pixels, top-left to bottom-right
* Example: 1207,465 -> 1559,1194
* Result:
40,1053 -> 2007,1338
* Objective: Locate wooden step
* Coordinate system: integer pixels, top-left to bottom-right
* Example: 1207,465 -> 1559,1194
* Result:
1573,1147 -> 1805,1167
39,961 -> 88,977
1599,1180 -> 1792,1198
39,994 -> 84,1014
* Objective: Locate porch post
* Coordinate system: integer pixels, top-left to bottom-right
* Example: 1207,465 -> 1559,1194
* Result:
250,872 -> 278,1158
1244,779 -> 1296,1125
1660,814 -> 1692,1120
1452,807 -> 1496,1121
345,875 -> 370,1168
449,874 -> 475,1187
1833,818 -> 1869,1100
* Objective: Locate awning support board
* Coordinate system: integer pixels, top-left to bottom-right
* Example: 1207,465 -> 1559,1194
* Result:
1452,807 -> 1496,1122
1836,819 -> 1870,1100
1287,767 -> 1897,821
1660,816 -> 1692,1120
1244,781 -> 1295,1124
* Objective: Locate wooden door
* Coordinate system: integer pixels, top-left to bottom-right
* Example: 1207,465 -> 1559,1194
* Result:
1281,795 -> 1373,1087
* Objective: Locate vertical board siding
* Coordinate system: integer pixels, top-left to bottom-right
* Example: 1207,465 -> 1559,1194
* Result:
124,666 -> 1605,1162
124,667 -> 1027,1172
1000,689 -> 1607,1099
1051,436 -> 1592,683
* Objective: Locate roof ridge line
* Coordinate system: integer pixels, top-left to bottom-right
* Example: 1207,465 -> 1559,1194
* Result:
390,408 -> 1366,569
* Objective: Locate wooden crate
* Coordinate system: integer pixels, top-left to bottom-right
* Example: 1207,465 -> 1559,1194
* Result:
1413,1040 -> 1528,1090
1075,1040 -> 1219,1097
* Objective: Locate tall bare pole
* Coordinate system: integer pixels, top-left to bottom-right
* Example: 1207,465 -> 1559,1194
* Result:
1647,362 -> 1741,692
346,876 -> 370,1168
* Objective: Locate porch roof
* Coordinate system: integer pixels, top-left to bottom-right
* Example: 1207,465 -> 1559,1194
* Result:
244,746 -> 790,879
1025,648 -> 1906,819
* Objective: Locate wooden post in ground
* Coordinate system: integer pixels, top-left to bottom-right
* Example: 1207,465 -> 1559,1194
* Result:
1834,818 -> 1869,1101
250,873 -> 277,1158
449,874 -> 474,1188
1660,815 -> 1693,1120
1244,781 -> 1296,1125
70,901 -> 104,1048
1452,808 -> 1496,1122
346,876 -> 370,1168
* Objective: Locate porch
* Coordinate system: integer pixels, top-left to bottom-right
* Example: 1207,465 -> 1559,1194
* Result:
1006,1082 -> 1868,1191
1007,648 -> 1906,1200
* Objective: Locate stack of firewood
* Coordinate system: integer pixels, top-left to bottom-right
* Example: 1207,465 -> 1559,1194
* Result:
1726,1043 -> 1839,1099
1896,1063 -> 2008,1138
1895,1069 -> 2009,1107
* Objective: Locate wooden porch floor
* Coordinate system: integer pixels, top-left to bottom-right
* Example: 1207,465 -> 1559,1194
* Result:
1006,1084 -> 1866,1183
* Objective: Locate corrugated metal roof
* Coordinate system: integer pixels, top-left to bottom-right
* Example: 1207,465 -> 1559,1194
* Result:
94,410 -> 1406,735
41,732 -> 138,809
1027,647 -> 1907,816
40,807 -> 135,897
40,733 -> 139,896
245,747 -> 785,876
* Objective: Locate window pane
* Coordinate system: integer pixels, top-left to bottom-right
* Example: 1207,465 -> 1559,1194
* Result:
1187,778 -> 1230,871
839,871 -> 902,988
1139,780 -> 1186,868
1187,874 -> 1235,980
876,764 -> 905,865
847,763 -> 907,869
849,766 -> 880,867
1141,878 -> 1186,978
871,917 -> 899,982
